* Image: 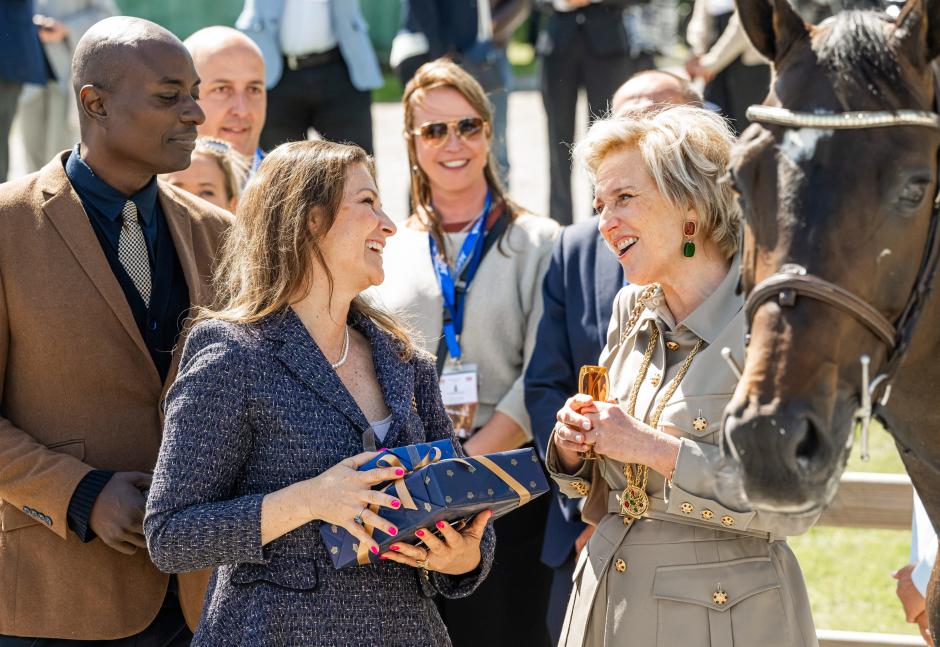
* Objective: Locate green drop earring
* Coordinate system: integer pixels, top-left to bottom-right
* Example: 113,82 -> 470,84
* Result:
683,221 -> 696,257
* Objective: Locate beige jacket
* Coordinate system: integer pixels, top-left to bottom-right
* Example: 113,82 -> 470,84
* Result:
0,153 -> 226,639
687,1 -> 768,74
547,259 -> 819,647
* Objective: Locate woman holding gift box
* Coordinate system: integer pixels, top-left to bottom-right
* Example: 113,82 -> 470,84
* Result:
548,106 -> 818,646
144,140 -> 495,646
370,59 -> 558,647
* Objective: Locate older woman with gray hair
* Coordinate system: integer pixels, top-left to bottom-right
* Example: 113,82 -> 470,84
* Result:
546,106 -> 819,646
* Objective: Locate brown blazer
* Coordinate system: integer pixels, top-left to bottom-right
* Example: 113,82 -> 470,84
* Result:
0,152 -> 229,640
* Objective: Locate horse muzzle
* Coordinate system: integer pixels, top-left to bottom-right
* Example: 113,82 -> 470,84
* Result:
719,398 -> 846,514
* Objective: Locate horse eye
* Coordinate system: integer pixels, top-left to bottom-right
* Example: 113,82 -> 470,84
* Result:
899,180 -> 928,206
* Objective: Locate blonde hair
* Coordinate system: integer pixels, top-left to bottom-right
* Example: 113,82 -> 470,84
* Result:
192,137 -> 250,203
402,58 -> 518,259
201,139 -> 413,358
574,105 -> 741,258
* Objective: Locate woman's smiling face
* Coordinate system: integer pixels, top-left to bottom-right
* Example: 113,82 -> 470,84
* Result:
317,162 -> 396,293
410,86 -> 490,196
595,146 -> 689,286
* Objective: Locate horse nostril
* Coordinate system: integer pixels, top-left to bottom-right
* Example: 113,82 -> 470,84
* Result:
792,415 -> 826,475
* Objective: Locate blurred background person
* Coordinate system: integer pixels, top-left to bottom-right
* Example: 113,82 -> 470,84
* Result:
237,0 -> 381,155
525,69 -> 701,646
391,0 -> 532,186
185,25 -> 266,180
372,59 -> 557,647
16,0 -> 118,174
685,0 -> 769,134
893,492 -> 938,646
0,0 -> 47,182
537,0 -> 652,226
160,137 -> 248,213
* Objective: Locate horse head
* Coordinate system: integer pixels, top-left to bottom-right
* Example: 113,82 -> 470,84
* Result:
720,0 -> 940,514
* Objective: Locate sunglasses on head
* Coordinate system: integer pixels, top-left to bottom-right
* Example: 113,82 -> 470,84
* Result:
410,117 -> 487,146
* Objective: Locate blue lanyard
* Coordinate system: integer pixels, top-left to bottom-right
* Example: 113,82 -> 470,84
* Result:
428,191 -> 492,362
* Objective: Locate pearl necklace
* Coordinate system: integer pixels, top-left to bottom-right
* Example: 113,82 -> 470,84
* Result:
330,325 -> 350,369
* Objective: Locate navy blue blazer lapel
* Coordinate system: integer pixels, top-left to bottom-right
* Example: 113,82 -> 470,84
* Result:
265,309 -> 372,436
592,233 -> 624,347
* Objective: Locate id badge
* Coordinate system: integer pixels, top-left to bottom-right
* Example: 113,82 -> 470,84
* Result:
439,362 -> 479,440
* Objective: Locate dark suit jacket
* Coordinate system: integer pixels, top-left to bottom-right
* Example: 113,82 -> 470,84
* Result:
524,216 -> 623,568
536,0 -> 635,58
395,0 -> 529,84
145,311 -> 496,646
0,152 -> 230,639
0,0 -> 47,84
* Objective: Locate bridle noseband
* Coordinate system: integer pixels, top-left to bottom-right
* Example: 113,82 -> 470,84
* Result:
742,104 -> 940,457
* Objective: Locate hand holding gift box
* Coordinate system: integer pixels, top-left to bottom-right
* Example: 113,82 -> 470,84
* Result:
320,444 -> 550,569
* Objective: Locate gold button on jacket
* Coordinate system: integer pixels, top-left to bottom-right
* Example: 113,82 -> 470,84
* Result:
546,260 -> 819,647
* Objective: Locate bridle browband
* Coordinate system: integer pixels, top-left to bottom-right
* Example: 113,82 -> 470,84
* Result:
742,104 -> 940,454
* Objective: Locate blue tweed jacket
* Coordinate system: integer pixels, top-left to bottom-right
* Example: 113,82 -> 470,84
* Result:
144,308 -> 496,646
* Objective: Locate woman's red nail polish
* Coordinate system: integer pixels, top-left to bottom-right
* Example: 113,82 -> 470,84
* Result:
416,529 -> 425,537
388,526 -> 398,535
395,468 -> 405,476
436,521 -> 445,529
390,545 -> 400,551
391,500 -> 401,508
380,447 -> 389,452
370,546 -> 379,555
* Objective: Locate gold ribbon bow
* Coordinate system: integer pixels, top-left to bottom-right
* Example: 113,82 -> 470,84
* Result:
356,447 -> 444,565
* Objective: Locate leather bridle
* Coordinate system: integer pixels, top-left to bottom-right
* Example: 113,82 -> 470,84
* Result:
741,104 -> 940,452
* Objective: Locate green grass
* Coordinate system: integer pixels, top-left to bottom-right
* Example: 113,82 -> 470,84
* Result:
789,423 -> 918,636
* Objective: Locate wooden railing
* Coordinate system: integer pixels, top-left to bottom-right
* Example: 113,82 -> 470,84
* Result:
815,472 -> 920,647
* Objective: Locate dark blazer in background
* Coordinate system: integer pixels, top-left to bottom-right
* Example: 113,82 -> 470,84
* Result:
394,0 -> 530,87
535,0 -> 632,58
0,0 -> 47,85
524,216 -> 623,643
0,153 -> 229,639
145,311 -> 496,646
537,0 -> 652,226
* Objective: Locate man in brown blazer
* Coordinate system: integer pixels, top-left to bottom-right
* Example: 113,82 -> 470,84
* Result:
0,16 -> 229,644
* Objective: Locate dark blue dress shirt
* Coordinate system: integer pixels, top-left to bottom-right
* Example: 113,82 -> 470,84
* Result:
63,145 -> 192,540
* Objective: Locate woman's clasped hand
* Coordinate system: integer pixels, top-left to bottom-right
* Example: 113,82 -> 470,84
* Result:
553,394 -> 680,478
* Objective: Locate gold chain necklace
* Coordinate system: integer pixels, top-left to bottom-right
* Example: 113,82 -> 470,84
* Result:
616,285 -> 704,525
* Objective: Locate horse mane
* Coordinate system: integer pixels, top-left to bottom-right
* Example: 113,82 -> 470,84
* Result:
814,10 -> 902,104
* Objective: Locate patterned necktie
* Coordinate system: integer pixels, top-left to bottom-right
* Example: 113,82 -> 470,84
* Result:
118,200 -> 152,307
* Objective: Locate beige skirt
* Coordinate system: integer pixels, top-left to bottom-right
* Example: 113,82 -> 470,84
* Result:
558,511 -> 818,647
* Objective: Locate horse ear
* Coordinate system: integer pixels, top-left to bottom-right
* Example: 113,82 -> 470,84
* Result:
894,0 -> 940,64
736,0 -> 808,63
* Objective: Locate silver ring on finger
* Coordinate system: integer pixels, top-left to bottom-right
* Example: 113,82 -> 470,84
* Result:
354,505 -> 368,525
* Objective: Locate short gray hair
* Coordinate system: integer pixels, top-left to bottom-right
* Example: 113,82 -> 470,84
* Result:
574,105 -> 741,258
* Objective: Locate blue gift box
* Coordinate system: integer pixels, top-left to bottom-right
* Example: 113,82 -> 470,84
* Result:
320,446 -> 549,569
